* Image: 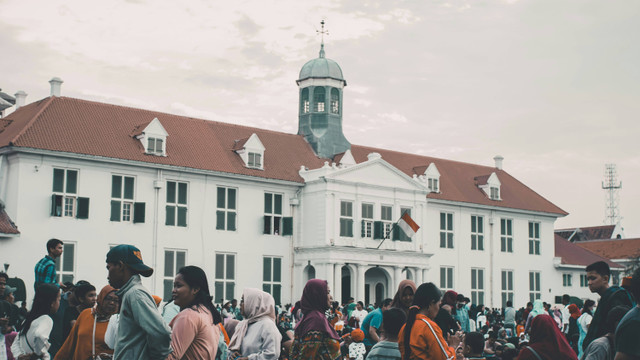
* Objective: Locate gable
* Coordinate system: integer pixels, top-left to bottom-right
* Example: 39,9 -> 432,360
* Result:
324,159 -> 427,190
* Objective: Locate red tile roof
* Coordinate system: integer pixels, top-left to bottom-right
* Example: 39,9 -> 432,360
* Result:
0,207 -> 19,235
555,235 -> 622,268
576,238 -> 640,261
0,96 -> 567,216
555,225 -> 616,241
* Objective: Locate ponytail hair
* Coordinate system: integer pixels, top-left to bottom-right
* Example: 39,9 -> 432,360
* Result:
177,266 -> 222,324
403,282 -> 442,360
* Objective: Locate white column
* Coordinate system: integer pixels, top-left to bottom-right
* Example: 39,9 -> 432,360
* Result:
334,263 -> 342,304
415,267 -> 423,285
422,268 -> 430,285
293,263 -> 304,303
356,264 -> 366,302
325,262 -> 335,301
394,266 -> 403,291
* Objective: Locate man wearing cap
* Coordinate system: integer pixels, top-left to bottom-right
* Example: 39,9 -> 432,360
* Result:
106,244 -> 171,360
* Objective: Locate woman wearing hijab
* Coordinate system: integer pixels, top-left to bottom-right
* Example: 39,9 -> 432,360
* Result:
525,299 -> 545,333
228,288 -> 280,360
567,304 -> 581,355
54,285 -> 118,360
517,314 -> 578,360
391,280 -> 417,316
398,282 -> 459,360
167,266 -> 222,360
290,279 -> 341,360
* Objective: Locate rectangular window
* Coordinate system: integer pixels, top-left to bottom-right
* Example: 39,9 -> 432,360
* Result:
216,187 -> 237,231
248,152 -> 262,168
55,242 -> 76,284
500,218 -> 513,253
163,249 -> 186,301
303,100 -> 309,113
111,175 -> 135,222
563,273 -> 573,287
361,203 -> 374,238
264,193 -> 282,235
490,187 -> 500,200
148,137 -> 164,155
396,207 -> 412,241
381,205 -> 393,238
214,253 -> 235,303
501,270 -> 514,308
263,257 -> 282,305
166,181 -> 188,227
529,222 -> 540,255
529,271 -> 541,302
439,212 -> 454,248
340,201 -> 353,237
52,168 -> 78,217
471,268 -> 485,305
440,266 -> 454,291
580,274 -> 588,287
428,178 -> 439,192
471,215 -> 484,250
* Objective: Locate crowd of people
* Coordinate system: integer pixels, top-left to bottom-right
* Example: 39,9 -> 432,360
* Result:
0,238 -> 638,360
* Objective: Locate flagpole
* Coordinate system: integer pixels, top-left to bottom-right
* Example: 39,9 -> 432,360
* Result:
376,221 -> 399,250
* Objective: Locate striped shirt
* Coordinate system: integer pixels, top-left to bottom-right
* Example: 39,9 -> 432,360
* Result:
367,340 -> 401,360
34,255 -> 57,290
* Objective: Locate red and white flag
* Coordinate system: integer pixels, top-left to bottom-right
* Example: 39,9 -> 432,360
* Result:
397,212 -> 420,237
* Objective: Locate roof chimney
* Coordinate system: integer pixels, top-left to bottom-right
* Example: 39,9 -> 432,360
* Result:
494,155 -> 504,170
14,91 -> 27,109
49,77 -> 63,97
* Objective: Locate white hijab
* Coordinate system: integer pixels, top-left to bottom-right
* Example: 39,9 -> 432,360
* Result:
228,288 -> 276,352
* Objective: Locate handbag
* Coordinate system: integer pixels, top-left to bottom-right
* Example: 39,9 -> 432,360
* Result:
421,318 -> 454,360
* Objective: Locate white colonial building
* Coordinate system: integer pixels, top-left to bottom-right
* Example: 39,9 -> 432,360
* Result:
0,45 -> 577,308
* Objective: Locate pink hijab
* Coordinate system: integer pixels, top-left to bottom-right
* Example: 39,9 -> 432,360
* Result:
228,288 -> 276,352
390,279 -> 417,315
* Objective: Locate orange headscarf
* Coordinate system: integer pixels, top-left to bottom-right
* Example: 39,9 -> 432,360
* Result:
95,285 -> 117,317
568,304 -> 581,320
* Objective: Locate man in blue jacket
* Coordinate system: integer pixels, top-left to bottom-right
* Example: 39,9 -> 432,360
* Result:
106,244 -> 172,360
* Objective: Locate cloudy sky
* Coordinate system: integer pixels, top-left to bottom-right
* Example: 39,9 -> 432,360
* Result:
1,0 -> 638,236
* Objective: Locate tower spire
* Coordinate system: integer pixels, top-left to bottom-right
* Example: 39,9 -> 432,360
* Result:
316,19 -> 329,58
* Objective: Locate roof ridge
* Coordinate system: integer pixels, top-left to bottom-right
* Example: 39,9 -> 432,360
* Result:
9,96 -> 55,144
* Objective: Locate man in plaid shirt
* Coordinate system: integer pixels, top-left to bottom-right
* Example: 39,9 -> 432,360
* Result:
34,238 -> 64,290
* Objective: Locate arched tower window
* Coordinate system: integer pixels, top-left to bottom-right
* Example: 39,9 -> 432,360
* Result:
331,88 -> 340,114
301,88 -> 310,114
314,87 -> 325,112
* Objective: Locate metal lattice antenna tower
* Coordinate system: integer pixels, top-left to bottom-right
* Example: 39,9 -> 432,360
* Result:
602,163 -> 622,226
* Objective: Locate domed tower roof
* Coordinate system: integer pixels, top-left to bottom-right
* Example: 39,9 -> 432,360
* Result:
297,44 -> 346,85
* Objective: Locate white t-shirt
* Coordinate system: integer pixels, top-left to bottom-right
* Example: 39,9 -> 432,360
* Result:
349,342 -> 366,360
578,312 -> 592,333
561,305 -> 571,333
11,315 -> 53,360
352,309 -> 368,325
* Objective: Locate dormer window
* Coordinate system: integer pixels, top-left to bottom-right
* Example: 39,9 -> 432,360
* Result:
248,152 -> 262,168
428,178 -> 439,192
148,138 -> 164,155
424,163 -> 441,193
135,117 -> 168,157
490,186 -> 500,200
234,133 -> 265,170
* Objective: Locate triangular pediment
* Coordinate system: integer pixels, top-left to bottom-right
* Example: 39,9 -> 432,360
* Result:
244,133 -> 265,152
143,117 -> 168,137
324,158 -> 427,190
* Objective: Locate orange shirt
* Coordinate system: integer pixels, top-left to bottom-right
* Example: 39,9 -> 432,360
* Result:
398,314 -> 455,360
516,324 -> 525,337
54,308 -> 113,360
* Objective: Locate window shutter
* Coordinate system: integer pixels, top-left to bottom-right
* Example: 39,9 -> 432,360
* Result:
110,200 -> 121,222
133,202 -> 146,223
373,221 -> 383,240
51,194 -> 62,217
361,220 -> 366,238
216,211 -> 225,230
227,212 -> 236,231
347,219 -> 354,237
282,217 -> 293,236
264,215 -> 271,234
76,197 -> 90,219
392,226 -> 401,241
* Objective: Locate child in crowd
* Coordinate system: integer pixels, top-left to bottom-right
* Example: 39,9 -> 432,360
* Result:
367,308 -> 406,360
462,332 -> 487,360
348,329 -> 366,360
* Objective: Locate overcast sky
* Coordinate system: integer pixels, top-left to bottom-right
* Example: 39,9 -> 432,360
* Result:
1,0 -> 638,236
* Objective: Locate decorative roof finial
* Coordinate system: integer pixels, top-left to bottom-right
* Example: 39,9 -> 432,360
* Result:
316,19 -> 329,58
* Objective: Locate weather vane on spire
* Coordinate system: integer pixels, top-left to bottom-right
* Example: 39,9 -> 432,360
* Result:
316,19 -> 329,58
